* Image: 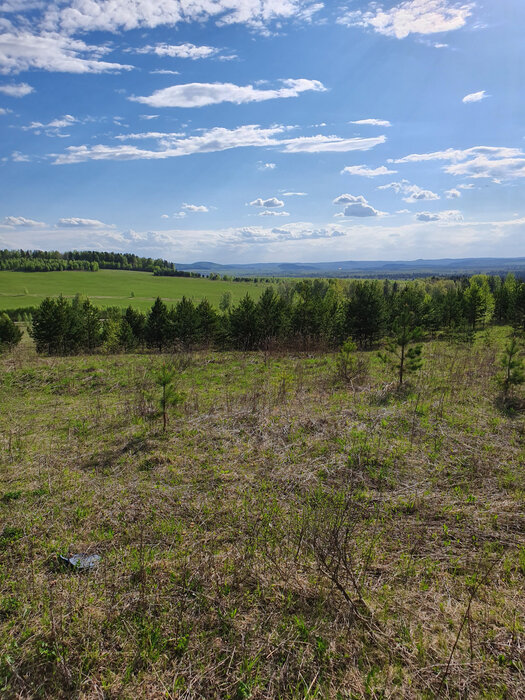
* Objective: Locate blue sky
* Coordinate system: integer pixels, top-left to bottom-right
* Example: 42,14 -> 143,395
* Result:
0,0 -> 524,263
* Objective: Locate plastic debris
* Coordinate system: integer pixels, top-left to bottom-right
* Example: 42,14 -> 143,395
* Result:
58,553 -> 101,571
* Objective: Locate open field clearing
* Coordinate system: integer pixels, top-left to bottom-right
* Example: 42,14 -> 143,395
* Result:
0,336 -> 524,698
0,271 -> 266,312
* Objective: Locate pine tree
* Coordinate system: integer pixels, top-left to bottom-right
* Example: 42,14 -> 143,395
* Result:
345,280 -> 385,347
499,335 -> 524,399
196,299 -> 219,346
0,313 -> 23,351
380,310 -> 423,386
154,364 -> 184,432
173,296 -> 199,347
146,297 -> 170,351
229,295 -> 260,350
256,287 -> 284,349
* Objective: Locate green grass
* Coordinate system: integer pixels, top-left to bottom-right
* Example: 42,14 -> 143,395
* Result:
0,270 -> 267,311
0,336 -> 524,698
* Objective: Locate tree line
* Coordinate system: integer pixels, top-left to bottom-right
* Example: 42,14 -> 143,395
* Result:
0,249 -> 269,282
0,249 -> 176,274
23,273 -> 525,356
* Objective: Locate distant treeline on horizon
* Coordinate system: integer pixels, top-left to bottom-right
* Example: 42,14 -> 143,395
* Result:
2,249 -> 525,282
0,250 -> 268,282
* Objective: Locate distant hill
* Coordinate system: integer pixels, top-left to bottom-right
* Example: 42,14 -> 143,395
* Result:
175,257 -> 525,279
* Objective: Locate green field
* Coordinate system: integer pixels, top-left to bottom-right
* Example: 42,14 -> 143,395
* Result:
0,270 -> 267,311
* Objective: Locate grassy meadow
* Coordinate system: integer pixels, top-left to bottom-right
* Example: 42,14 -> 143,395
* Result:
0,331 -> 524,698
0,270 -> 267,312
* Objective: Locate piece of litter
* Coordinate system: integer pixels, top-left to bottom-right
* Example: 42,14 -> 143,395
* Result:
58,553 -> 101,570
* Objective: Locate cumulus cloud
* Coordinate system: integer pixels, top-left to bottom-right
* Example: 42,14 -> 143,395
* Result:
130,79 -> 326,108
0,107 -> 12,114
333,193 -> 380,217
0,31 -> 133,74
462,90 -> 488,103
181,203 -> 208,212
0,81 -> 33,96
341,164 -> 396,177
378,179 -> 439,202
52,125 -> 387,164
57,217 -> 113,228
350,118 -> 391,127
338,0 -> 474,39
41,0 -> 324,34
445,188 -> 461,198
2,215 -> 45,227
249,197 -> 284,208
259,210 -> 290,217
135,43 -> 222,60
393,146 -> 525,182
416,210 -> 463,222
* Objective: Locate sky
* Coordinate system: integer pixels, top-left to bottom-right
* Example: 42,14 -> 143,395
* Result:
0,0 -> 524,264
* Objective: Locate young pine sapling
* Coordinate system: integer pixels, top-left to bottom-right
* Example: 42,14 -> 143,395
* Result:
154,364 -> 184,432
379,310 -> 423,386
499,335 -> 524,399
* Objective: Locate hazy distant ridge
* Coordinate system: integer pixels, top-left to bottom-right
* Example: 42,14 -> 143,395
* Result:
175,257 -> 525,278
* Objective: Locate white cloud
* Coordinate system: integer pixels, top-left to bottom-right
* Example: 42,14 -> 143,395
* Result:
394,146 -> 525,182
281,191 -> 307,196
0,1 -> 46,9
462,90 -> 488,103
259,210 -> 290,217
2,215 -> 45,227
161,214 -> 169,219
350,118 -> 391,127
150,69 -> 180,75
339,0 -> 474,39
173,211 -> 186,219
57,217 -> 113,228
130,79 -> 326,108
341,164 -> 396,177
0,107 -> 12,114
416,209 -> 463,222
445,188 -> 461,198
458,183 -> 474,189
135,43 -> 221,60
181,203 -> 208,213
378,179 -> 439,201
257,161 -> 276,170
52,125 -> 387,164
11,150 -> 31,161
6,215 -> 525,261
43,0 -> 324,34
21,113 -> 77,136
333,193 -> 380,217
139,114 -> 159,120
0,81 -> 33,96
250,197 -> 284,208
0,31 -> 133,74
280,134 -> 386,153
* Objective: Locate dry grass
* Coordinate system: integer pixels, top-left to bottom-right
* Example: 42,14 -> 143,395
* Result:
0,334 -> 524,698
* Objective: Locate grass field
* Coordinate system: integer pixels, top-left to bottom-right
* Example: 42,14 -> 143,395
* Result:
0,270 -> 267,311
0,333 -> 524,698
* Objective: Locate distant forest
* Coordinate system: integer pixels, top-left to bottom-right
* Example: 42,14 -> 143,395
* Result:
20,274 -> 525,356
0,250 -> 264,282
0,249 -> 182,274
